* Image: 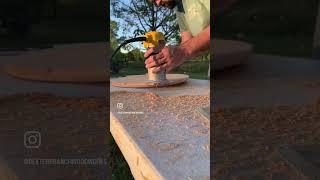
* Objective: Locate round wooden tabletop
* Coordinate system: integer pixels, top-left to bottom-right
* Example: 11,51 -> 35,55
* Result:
111,74 -> 189,88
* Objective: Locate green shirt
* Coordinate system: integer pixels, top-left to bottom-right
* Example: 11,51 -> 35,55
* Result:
175,0 -> 210,36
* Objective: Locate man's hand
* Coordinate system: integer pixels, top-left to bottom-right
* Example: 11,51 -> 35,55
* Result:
144,25 -> 210,73
144,45 -> 189,73
144,31 -> 192,73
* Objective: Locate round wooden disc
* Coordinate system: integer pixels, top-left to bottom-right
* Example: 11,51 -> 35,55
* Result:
3,42 -> 108,83
111,74 -> 189,88
213,39 -> 253,70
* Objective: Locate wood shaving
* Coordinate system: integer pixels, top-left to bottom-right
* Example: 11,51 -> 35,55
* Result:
0,93 -> 109,179
213,99 -> 320,179
111,91 -> 210,178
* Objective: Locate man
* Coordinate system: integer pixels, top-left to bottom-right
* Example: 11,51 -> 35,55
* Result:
145,0 -> 210,74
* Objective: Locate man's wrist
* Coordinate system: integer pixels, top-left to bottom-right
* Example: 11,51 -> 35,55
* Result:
176,44 -> 192,60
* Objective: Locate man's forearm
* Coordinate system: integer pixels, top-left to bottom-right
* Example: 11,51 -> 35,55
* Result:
179,26 -> 210,59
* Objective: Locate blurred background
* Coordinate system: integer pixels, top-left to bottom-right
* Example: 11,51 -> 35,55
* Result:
214,0 -> 318,57
0,0 -> 105,49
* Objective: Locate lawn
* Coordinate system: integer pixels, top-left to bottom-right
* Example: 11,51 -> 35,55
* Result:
109,138 -> 135,180
114,60 -> 210,80
214,0 -> 318,57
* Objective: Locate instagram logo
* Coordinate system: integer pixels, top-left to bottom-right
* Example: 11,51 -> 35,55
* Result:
117,103 -> 124,110
24,131 -> 41,148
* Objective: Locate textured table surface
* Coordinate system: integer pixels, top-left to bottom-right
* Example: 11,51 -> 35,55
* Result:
110,79 -> 210,179
214,54 -> 320,108
111,78 -> 210,96
0,53 -> 106,97
1,43 -> 107,83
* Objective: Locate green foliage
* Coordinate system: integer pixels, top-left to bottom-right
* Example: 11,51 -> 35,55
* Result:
110,20 -> 119,50
110,20 -> 145,74
193,53 -> 210,61
127,48 -> 145,62
110,48 -> 145,74
111,0 -> 179,44
109,138 -> 134,180
115,60 -> 209,79
176,60 -> 209,73
110,20 -> 128,74
111,52 -> 128,74
214,0 -> 318,57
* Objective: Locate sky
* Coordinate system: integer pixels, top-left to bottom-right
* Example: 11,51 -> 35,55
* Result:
111,16 -> 146,53
110,0 -> 179,53
110,0 -> 146,53
111,17 -> 146,53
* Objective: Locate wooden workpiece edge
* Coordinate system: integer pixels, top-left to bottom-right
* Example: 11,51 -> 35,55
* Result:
110,113 -> 164,180
111,74 -> 189,88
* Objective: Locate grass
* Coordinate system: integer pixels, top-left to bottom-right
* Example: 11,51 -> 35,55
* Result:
116,60 -> 147,77
214,0 -> 318,57
172,60 -> 209,80
114,60 -> 209,80
109,138 -> 134,180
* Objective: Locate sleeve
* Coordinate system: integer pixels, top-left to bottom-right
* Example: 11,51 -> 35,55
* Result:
175,11 -> 189,33
199,0 -> 210,13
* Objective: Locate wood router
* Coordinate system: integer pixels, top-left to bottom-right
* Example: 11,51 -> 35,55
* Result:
111,31 -> 189,88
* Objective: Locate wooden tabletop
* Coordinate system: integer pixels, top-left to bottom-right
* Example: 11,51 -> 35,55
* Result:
214,54 -> 320,108
110,79 -> 210,179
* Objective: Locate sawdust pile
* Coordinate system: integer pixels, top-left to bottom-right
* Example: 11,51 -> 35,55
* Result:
212,98 -> 320,179
0,93 -> 110,179
111,91 -> 210,177
111,91 -> 210,129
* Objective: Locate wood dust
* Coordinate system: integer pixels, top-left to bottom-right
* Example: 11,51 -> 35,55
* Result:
0,93 -> 109,180
111,91 -> 210,175
213,98 -> 320,179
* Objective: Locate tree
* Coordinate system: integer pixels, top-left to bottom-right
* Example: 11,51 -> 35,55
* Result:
127,48 -> 145,62
110,20 -> 128,74
110,20 -> 120,49
111,0 -> 180,44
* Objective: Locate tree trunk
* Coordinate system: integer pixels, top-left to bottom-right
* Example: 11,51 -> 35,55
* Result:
151,3 -> 156,31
